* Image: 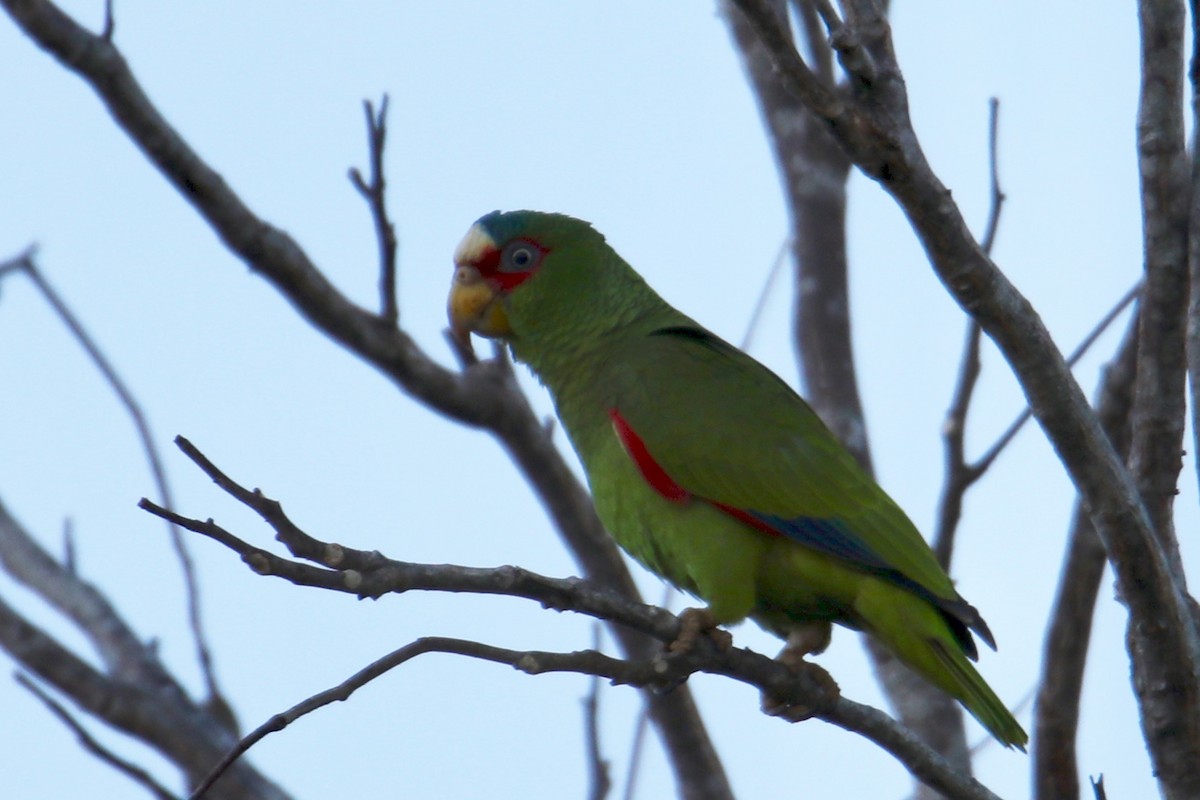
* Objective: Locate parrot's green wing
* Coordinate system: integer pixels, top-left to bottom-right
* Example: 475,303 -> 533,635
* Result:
608,324 -> 993,654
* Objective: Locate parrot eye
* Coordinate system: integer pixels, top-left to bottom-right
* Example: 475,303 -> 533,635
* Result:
500,239 -> 544,273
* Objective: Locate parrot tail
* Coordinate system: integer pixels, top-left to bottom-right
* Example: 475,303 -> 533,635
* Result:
854,581 -> 1028,749
929,640 -> 1028,751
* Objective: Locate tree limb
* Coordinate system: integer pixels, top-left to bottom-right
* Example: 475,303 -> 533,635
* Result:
1187,0 -> 1200,500
0,248 -> 228,722
140,437 -> 1007,800
724,4 -> 968,787
0,498 -> 288,800
935,282 -> 1141,567
16,673 -> 183,800
0,3 -> 730,796
1126,4 -> 1200,795
348,95 -> 399,326
725,5 -> 1200,796
933,97 -> 1004,570
1034,314 -> 1139,800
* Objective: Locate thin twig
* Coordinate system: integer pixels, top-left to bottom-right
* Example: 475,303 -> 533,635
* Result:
1033,314 -> 1138,800
0,8 -> 732,793
146,438 -> 1004,800
791,0 -> 834,86
728,0 -> 846,121
10,254 -> 223,707
620,705 -> 651,800
978,98 -> 1005,256
0,244 -> 38,277
188,637 -> 662,800
739,235 -> 790,352
972,282 -> 1142,478
933,321 -> 982,569
621,584 -> 674,800
101,0 -> 113,41
16,673 -> 182,800
61,517 -> 76,575
348,95 -> 399,326
814,0 -> 877,88
933,98 -> 1004,568
583,625 -> 612,800
935,283 -> 1141,569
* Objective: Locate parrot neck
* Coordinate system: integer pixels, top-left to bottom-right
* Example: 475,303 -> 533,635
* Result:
508,301 -> 657,393
500,244 -> 691,456
505,249 -> 676,390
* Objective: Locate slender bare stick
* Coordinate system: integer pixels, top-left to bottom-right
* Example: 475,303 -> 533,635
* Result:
145,437 -> 1004,800
738,235 -> 790,352
582,625 -> 612,800
621,583 -> 674,800
0,8 -> 731,791
16,674 -> 182,800
973,283 -> 1142,478
348,95 -> 399,325
933,98 -> 1004,568
6,252 -> 224,708
1034,314 -> 1138,800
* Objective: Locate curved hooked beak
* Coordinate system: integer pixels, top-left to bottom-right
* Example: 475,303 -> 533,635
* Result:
447,224 -> 512,351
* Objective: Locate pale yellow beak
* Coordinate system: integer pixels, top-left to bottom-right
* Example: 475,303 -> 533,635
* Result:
447,224 -> 512,350
447,263 -> 511,345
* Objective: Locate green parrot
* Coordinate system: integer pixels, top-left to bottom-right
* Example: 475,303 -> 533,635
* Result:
447,210 -> 1027,749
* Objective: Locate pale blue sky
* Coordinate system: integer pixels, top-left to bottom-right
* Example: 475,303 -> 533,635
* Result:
0,3 -> 1190,798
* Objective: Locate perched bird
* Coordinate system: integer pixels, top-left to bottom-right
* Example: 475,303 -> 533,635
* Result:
447,210 -> 1027,749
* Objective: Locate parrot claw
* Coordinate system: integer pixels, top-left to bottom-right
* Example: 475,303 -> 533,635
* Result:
668,607 -> 733,654
781,620 -> 833,660
760,660 -> 840,722
762,623 -> 839,721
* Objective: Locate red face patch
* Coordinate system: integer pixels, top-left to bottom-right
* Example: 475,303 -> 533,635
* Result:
472,237 -> 548,292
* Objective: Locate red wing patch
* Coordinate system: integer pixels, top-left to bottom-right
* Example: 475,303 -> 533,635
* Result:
707,500 -> 783,538
608,409 -> 690,503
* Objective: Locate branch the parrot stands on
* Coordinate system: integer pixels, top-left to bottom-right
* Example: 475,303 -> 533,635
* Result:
447,210 -> 1027,750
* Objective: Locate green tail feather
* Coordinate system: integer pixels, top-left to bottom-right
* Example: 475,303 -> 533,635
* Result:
930,640 -> 1028,750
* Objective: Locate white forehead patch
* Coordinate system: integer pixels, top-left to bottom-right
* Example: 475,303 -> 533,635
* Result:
453,223 -> 497,265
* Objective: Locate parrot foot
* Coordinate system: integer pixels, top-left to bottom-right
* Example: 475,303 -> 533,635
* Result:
668,607 -> 733,654
781,621 -> 833,660
760,660 -> 840,722
761,623 -> 839,721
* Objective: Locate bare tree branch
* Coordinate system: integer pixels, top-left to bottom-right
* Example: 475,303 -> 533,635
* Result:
1126,4 -> 1200,795
140,438 -> 1006,800
738,234 -> 790,352
1034,314 -> 1139,800
724,6 -> 1200,795
933,321 -> 982,571
933,97 -> 1005,570
16,673 -> 183,800
582,626 -> 612,800
189,638 -> 654,800
348,94 -> 399,326
1187,0 -> 1200,499
0,248 -> 228,720
724,4 -> 968,788
0,4 -> 730,796
1132,0 -> 1191,582
0,498 -> 288,800
935,283 -> 1141,567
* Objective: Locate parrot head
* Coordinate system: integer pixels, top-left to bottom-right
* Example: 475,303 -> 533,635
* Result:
448,210 -> 645,356
448,210 -> 545,346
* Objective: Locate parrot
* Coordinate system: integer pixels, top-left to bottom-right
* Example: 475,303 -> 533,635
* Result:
446,209 -> 1027,749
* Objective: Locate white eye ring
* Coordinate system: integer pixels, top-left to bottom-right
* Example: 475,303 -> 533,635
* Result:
510,247 -> 533,268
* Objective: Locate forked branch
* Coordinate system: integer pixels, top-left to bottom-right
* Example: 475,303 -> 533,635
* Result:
141,437 -> 1004,800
